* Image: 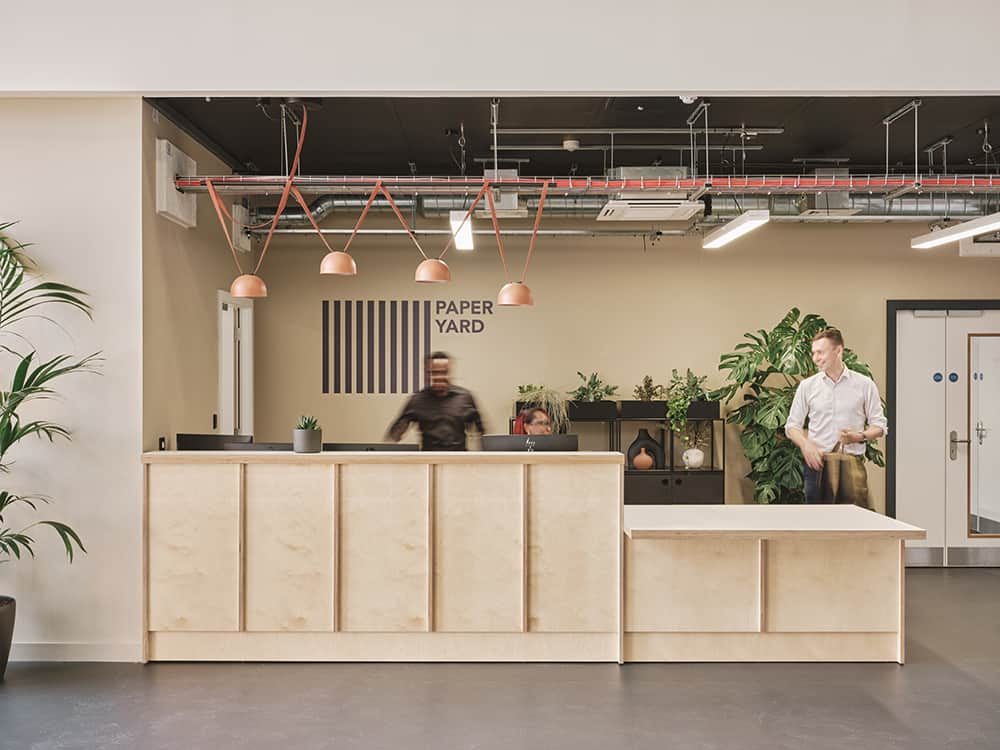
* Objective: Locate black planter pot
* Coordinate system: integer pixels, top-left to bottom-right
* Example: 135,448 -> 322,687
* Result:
687,399 -> 721,420
0,596 -> 14,682
619,400 -> 668,420
626,428 -> 665,469
567,400 -> 619,421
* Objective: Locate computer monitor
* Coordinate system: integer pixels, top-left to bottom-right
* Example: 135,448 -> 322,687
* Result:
480,434 -> 579,452
176,433 -> 253,450
224,442 -> 292,451
322,443 -> 419,452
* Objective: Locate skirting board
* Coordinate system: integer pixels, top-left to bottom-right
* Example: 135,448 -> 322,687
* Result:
148,632 -> 619,662
11,642 -> 144,662
624,632 -> 900,663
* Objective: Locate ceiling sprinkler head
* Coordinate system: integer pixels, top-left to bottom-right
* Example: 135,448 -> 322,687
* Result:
562,138 -> 580,152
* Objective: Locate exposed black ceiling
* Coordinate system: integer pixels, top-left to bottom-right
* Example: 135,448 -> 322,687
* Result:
152,96 -> 1000,178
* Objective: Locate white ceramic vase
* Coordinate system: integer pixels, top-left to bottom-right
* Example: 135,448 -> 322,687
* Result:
682,447 -> 705,469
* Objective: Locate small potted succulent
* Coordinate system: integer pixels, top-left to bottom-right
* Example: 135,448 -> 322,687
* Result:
567,371 -> 619,420
293,415 -> 322,453
620,375 -> 668,420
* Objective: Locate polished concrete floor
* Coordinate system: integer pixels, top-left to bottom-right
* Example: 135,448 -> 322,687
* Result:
2,569 -> 998,750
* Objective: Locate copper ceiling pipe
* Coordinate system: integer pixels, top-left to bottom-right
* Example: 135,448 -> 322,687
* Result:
230,274 -> 268,298
415,258 -> 451,283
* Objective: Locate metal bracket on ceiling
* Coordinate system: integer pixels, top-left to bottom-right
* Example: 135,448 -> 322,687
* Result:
924,136 -> 953,175
882,99 -> 922,181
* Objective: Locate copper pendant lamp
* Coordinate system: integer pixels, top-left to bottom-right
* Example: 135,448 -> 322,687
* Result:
230,273 -> 268,298
320,250 -> 357,275
415,258 -> 451,283
497,281 -> 533,306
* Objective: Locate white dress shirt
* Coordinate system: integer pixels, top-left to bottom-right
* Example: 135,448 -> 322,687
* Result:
784,368 -> 888,455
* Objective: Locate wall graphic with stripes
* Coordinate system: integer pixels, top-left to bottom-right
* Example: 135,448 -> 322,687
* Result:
322,300 -> 432,395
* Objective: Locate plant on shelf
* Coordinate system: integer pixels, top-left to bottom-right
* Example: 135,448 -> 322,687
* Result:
666,369 -> 711,466
296,415 -> 319,431
0,223 -> 98,680
515,384 -> 569,433
632,375 -> 666,401
568,372 -> 618,402
293,415 -> 322,453
711,307 -> 884,504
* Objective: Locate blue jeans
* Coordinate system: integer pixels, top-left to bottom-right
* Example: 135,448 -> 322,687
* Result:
803,465 -> 822,504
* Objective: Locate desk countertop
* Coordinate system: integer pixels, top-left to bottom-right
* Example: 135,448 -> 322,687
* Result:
142,450 -> 625,466
625,504 -> 926,540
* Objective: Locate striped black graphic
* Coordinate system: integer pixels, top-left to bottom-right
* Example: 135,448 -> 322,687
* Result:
324,299 -> 433,394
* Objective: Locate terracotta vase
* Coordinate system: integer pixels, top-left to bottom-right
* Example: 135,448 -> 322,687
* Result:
633,447 -> 654,470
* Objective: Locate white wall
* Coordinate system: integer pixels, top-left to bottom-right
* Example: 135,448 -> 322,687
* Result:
4,0 -> 1000,95
0,98 -> 143,661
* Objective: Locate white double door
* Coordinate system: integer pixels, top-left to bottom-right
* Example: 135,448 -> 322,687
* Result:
896,308 -> 1000,566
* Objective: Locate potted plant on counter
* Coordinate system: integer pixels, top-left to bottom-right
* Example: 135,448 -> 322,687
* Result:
293,416 -> 322,453
514,384 -> 569,434
666,369 -> 715,469
620,375 -> 667,419
567,371 -> 619,420
0,223 -> 95,681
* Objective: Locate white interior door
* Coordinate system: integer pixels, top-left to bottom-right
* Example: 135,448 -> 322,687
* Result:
945,312 -> 1000,564
970,335 -> 1000,532
217,291 -> 254,436
895,310 -> 947,562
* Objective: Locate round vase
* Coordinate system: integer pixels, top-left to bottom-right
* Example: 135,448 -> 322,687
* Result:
626,428 -> 664,469
682,447 -> 705,469
633,447 -> 654,470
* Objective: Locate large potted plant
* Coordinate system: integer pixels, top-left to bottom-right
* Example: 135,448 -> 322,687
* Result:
666,368 -> 715,469
711,307 -> 884,503
514,384 -> 569,434
619,375 -> 667,419
567,371 -> 619,420
0,223 -> 95,680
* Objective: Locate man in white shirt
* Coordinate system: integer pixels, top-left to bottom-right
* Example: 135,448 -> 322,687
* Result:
784,328 -> 888,504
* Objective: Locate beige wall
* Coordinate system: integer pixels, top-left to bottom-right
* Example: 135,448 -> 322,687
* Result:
142,102 -> 246,451
0,98 -> 143,660
253,218 -> 1000,512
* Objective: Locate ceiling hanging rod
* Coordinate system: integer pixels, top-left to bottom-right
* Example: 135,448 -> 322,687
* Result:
495,127 -> 783,135
489,144 -> 764,152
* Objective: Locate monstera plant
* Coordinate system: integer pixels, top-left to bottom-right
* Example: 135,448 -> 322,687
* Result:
711,308 -> 884,504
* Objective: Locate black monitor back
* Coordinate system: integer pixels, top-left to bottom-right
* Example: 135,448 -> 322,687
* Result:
480,434 -> 579,452
176,433 -> 252,450
224,442 -> 292,451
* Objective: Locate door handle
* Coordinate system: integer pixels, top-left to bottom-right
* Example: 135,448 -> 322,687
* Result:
950,430 -> 970,460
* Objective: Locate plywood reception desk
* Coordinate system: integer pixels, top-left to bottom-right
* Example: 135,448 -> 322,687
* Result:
623,505 -> 926,663
142,452 -> 926,664
142,451 -> 623,662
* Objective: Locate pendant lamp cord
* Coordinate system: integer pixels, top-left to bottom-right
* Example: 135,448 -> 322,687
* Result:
520,181 -> 548,282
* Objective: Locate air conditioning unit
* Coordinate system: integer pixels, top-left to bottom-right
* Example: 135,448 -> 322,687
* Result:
475,168 -> 530,219
797,168 -> 860,217
597,193 -> 705,222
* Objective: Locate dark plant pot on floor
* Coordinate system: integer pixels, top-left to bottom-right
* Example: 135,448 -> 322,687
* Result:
0,596 -> 14,682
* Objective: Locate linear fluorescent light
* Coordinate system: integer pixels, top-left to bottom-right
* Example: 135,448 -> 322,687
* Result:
911,210 -> 1000,250
702,209 -> 770,249
449,210 -> 474,251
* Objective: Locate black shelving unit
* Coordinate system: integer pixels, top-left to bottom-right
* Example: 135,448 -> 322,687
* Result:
618,405 -> 726,504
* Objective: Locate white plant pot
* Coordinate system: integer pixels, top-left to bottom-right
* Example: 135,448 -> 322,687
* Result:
682,447 -> 705,469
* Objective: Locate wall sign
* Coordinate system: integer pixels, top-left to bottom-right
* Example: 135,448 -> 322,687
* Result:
322,299 -> 494,395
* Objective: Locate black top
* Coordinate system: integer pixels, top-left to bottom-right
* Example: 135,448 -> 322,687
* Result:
387,385 -> 486,451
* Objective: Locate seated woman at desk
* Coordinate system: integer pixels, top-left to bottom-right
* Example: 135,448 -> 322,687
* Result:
516,407 -> 553,435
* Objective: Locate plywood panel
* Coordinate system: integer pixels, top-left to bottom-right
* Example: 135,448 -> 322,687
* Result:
339,463 -> 429,631
625,537 -> 759,632
766,538 -> 899,632
244,464 -> 335,631
528,464 -> 618,632
149,632 -> 618,662
624,632 -> 899,662
434,464 -> 522,632
148,464 -> 240,631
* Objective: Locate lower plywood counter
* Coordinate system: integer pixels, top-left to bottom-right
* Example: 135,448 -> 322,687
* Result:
142,451 -> 624,662
623,505 -> 926,663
